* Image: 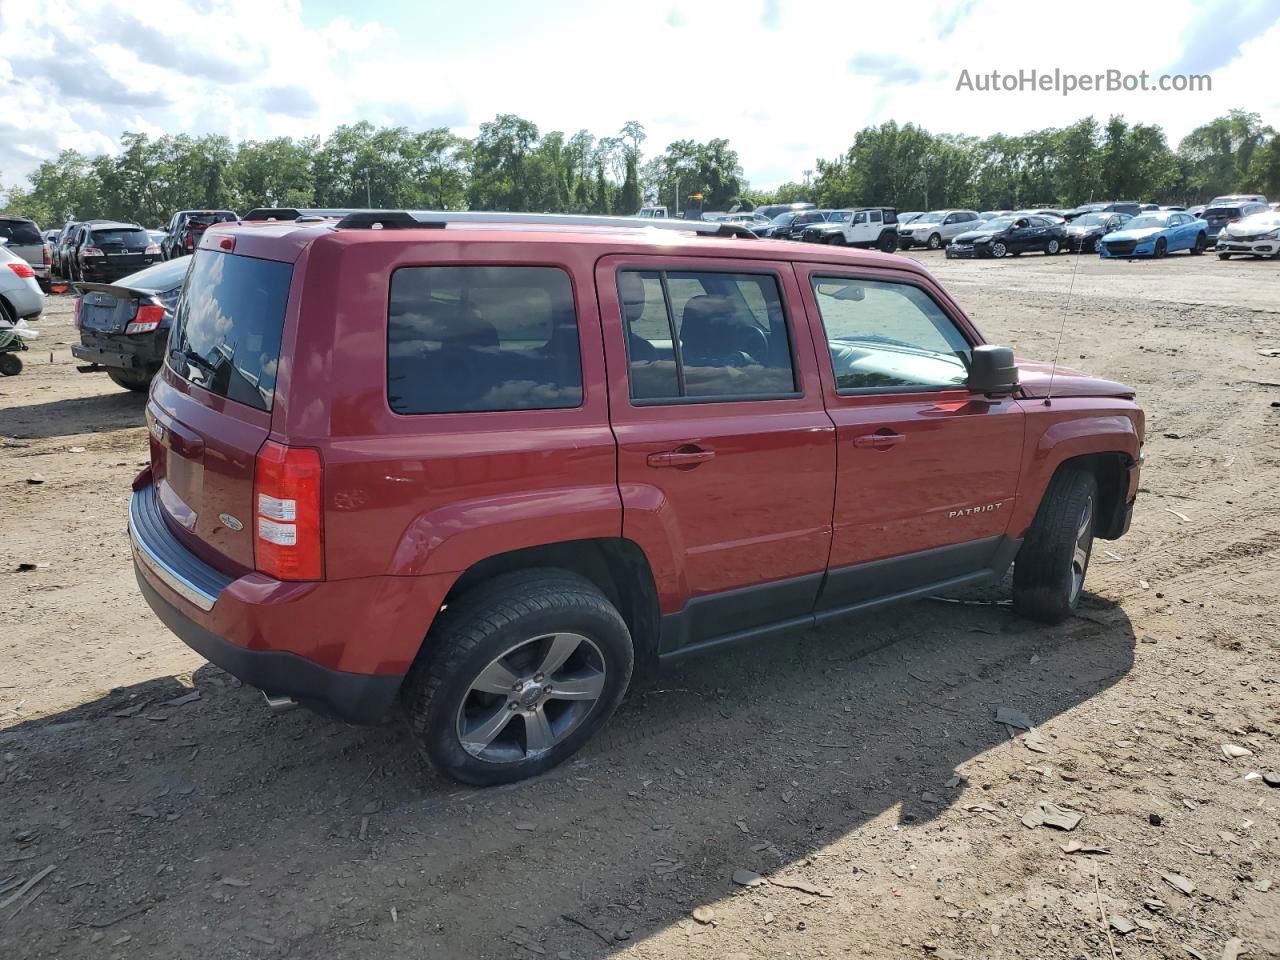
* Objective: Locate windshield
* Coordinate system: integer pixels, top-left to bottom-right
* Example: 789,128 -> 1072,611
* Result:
1123,215 -> 1169,229
978,218 -> 1015,231
913,213 -> 943,224
117,256 -> 192,292
771,212 -> 796,224
1074,213 -> 1112,226
167,251 -> 293,411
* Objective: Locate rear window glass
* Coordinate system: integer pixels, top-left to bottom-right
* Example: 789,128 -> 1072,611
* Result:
388,265 -> 582,414
186,213 -> 236,227
167,251 -> 293,411
1203,207 -> 1243,218
0,220 -> 42,244
91,228 -> 150,246
117,256 -> 191,292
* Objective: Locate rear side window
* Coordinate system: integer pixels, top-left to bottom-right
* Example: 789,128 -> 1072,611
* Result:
619,269 -> 798,403
0,220 -> 42,244
167,251 -> 293,411
388,266 -> 582,414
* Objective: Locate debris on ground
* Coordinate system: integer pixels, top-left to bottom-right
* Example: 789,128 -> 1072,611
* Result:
1021,801 -> 1082,831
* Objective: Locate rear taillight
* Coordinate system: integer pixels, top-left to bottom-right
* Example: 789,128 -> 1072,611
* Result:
145,243 -> 161,255
82,246 -> 104,257
254,441 -> 323,581
184,235 -> 194,249
124,304 -> 165,335
43,246 -> 51,265
6,262 -> 34,279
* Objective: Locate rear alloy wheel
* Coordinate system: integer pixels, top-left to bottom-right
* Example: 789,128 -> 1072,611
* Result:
927,233 -> 942,250
403,570 -> 633,785
1012,468 -> 1098,624
1045,239 -> 1060,255
1190,232 -> 1207,255
1154,238 -> 1168,258
107,368 -> 153,392
990,241 -> 1008,259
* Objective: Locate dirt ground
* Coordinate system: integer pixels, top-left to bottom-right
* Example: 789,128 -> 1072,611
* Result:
2,249 -> 1278,960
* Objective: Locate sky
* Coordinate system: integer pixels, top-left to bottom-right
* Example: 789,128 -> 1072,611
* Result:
2,0 -> 1279,193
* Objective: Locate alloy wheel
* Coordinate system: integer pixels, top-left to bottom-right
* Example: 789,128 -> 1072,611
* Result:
1069,495 -> 1094,605
455,632 -> 607,763
991,242 -> 1007,258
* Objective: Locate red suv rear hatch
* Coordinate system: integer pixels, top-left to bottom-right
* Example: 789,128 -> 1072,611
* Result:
146,246 -> 294,575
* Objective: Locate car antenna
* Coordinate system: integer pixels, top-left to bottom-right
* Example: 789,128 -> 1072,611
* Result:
1045,193 -> 1092,407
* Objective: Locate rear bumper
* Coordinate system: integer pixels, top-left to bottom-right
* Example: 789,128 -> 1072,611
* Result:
128,483 -> 445,724
73,337 -> 165,372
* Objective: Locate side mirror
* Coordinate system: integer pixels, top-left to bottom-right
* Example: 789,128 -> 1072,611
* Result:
968,345 -> 1019,396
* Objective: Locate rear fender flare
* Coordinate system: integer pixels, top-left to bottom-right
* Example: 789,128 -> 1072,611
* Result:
617,480 -> 692,615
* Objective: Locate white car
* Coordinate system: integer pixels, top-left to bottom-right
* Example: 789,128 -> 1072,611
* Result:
1216,212 -> 1280,260
0,241 -> 44,321
900,210 -> 985,250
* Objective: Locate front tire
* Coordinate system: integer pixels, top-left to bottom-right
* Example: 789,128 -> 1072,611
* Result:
1012,468 -> 1098,624
927,233 -> 942,250
1045,239 -> 1060,255
402,570 -> 634,786
991,241 -> 1008,259
1154,238 -> 1168,259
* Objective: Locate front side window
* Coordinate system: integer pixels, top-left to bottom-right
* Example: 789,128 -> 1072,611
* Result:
810,277 -> 972,393
619,269 -> 797,403
388,265 -> 582,414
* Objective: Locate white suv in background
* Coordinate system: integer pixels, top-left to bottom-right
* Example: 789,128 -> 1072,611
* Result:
900,210 -> 984,250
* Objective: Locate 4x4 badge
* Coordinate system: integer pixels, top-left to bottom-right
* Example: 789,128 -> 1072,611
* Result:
218,513 -> 244,532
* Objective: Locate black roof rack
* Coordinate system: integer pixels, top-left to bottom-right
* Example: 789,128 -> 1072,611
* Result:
331,210 -> 757,239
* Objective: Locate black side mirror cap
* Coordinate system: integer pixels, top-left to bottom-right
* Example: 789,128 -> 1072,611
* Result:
969,344 -> 1019,396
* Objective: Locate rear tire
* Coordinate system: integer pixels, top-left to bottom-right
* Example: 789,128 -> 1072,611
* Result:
107,368 -> 153,392
402,570 -> 634,786
0,352 -> 22,377
1190,232 -> 1207,255
1045,239 -> 1060,255
1012,468 -> 1098,624
878,231 -> 898,253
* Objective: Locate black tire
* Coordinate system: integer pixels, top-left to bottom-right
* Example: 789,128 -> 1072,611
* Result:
1012,468 -> 1098,624
107,368 -> 153,392
1218,252 -> 1231,260
402,570 -> 634,786
1190,232 -> 1207,255
0,352 -> 21,377
899,239 -> 912,250
927,233 -> 942,250
826,234 -> 845,245
1154,238 -> 1167,259
878,231 -> 898,253
1045,239 -> 1060,255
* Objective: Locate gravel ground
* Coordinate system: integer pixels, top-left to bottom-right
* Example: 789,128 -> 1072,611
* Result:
1,248 -> 1278,959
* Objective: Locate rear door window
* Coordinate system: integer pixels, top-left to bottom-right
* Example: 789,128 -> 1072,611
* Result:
167,250 -> 293,411
619,269 -> 798,403
0,220 -> 42,245
387,265 -> 582,414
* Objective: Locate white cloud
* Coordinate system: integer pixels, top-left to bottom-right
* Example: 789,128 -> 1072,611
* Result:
2,0 -> 1277,194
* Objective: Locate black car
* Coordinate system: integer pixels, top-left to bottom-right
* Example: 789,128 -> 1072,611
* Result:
65,221 -> 160,283
71,256 -> 190,391
945,215 -> 1069,259
1063,212 -> 1132,253
161,209 -> 238,260
770,209 -> 833,240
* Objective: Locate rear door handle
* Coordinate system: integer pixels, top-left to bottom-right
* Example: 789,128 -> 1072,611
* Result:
647,447 -> 716,468
853,432 -> 906,450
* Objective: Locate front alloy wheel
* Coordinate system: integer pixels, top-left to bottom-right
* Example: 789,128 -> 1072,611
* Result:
1012,467 -> 1098,624
991,241 -> 1007,258
1045,239 -> 1060,255
927,233 -> 942,250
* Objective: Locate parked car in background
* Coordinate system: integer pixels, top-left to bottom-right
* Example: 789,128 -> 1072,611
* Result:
980,210 -> 1014,220
127,209 -> 1144,785
0,216 -> 51,290
1186,205 -> 1206,219
719,212 -> 772,231
802,207 -> 900,251
65,221 -> 162,282
0,244 -> 43,376
758,208 -> 824,239
1064,212 -> 1133,253
161,209 -> 238,260
897,211 -> 924,225
71,255 -> 190,391
1019,208 -> 1068,220
1200,201 -> 1270,241
148,229 -> 165,246
1103,202 -> 1143,217
753,201 -> 816,221
1159,205 -> 1186,212
1098,210 -> 1209,258
946,215 -> 1069,258
900,210 -> 984,250
1208,194 -> 1267,207
1215,211 -> 1280,259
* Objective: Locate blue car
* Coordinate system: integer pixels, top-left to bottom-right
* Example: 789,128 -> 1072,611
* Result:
1098,211 -> 1209,258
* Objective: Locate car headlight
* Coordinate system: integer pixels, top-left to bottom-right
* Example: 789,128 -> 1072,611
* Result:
971,235 -> 993,243
1265,229 -> 1280,240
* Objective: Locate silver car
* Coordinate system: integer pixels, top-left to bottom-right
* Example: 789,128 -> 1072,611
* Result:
0,216 -> 50,287
900,210 -> 984,251
0,241 -> 45,321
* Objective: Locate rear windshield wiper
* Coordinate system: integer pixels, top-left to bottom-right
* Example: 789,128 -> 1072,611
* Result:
169,345 -> 216,379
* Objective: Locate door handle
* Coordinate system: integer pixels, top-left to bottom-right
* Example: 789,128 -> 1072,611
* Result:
853,432 -> 906,450
647,447 -> 716,468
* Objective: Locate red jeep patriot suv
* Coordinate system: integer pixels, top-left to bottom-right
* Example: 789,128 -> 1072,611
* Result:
130,211 -> 1143,785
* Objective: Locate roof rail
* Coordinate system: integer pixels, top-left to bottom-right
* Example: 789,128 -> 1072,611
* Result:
331,210 -> 757,239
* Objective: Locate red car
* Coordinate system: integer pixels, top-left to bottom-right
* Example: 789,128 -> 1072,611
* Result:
130,211 -> 1144,785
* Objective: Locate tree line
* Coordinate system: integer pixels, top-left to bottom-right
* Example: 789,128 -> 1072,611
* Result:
3,110 -> 1277,228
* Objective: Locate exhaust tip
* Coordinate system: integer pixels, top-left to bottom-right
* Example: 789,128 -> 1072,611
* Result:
262,692 -> 298,713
